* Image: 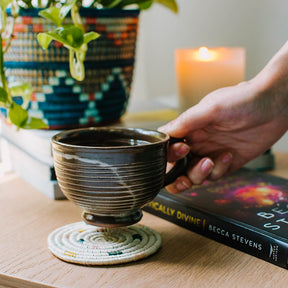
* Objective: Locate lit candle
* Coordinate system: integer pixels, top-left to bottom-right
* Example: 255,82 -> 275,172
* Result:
175,47 -> 245,112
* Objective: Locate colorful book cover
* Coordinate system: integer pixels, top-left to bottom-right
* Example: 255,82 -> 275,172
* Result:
144,168 -> 288,269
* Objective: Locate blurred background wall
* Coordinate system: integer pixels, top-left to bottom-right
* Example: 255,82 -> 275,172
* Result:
129,0 -> 288,151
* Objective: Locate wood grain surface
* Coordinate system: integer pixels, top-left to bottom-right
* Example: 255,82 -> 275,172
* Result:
0,153 -> 288,288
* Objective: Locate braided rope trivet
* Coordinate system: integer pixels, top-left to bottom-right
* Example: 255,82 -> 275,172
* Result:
48,222 -> 161,265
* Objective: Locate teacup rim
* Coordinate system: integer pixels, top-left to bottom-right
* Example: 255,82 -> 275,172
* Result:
51,126 -> 170,149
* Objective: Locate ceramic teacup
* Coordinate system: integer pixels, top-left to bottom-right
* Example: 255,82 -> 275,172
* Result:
52,127 -> 187,227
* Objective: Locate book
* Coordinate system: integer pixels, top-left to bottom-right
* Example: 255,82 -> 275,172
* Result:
1,139 -> 65,200
0,120 -> 60,166
144,168 -> 288,269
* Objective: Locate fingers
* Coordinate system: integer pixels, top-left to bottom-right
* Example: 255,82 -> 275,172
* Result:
187,152 -> 232,183
186,157 -> 214,185
165,157 -> 214,194
167,142 -> 190,162
165,142 -> 191,193
208,152 -> 233,180
186,152 -> 233,183
165,176 -> 192,194
165,152 -> 233,194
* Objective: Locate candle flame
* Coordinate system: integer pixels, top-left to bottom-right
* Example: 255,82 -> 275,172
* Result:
198,47 -> 212,61
196,47 -> 218,61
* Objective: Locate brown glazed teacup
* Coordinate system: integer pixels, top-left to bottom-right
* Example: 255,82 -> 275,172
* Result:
52,127 -> 187,227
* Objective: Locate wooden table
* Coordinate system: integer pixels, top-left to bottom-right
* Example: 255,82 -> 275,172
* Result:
1,106 -> 288,288
0,152 -> 288,288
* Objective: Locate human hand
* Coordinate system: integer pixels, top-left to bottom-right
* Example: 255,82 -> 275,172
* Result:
161,77 -> 288,193
163,140 -> 232,194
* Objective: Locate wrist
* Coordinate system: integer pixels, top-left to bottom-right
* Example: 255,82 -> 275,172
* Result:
251,44 -> 288,128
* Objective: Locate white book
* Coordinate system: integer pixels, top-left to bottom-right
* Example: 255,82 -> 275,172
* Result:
1,139 -> 65,200
0,120 -> 61,166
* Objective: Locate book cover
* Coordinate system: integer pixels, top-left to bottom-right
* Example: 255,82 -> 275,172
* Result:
0,120 -> 60,166
144,168 -> 288,269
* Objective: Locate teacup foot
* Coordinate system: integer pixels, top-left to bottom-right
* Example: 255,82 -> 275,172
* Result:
82,209 -> 143,228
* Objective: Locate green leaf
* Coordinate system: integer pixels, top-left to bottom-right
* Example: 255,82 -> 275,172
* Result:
0,87 -> 9,103
69,50 -> 85,81
9,82 -> 32,109
4,94 -> 47,129
37,33 -> 53,49
8,102 -> 29,128
22,117 -> 48,129
115,0 -> 177,12
38,7 -> 64,26
110,0 -> 153,9
37,26 -> 84,50
9,82 -> 32,97
137,0 -> 153,10
155,0 -> 178,13
83,31 -> 100,45
38,0 -> 77,26
38,28 -> 98,81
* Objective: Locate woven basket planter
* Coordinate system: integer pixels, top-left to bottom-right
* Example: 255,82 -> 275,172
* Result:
4,8 -> 139,129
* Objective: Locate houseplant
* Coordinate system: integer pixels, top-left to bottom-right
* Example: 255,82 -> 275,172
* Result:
0,0 -> 178,129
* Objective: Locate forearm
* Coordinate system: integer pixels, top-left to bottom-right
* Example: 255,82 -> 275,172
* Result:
251,41 -> 288,129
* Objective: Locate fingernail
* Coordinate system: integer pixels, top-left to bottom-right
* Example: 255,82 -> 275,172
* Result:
222,152 -> 232,164
201,159 -> 214,174
175,180 -> 190,191
175,143 -> 190,157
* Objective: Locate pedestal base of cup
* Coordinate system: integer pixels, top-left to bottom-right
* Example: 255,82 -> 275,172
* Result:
82,209 -> 143,228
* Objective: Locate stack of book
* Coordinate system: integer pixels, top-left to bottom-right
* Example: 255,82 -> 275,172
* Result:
0,120 -> 65,199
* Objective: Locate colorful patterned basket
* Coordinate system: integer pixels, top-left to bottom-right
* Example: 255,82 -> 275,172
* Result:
4,8 -> 139,129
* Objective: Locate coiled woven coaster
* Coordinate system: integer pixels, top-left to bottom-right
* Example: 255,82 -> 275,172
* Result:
48,222 -> 161,265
